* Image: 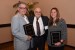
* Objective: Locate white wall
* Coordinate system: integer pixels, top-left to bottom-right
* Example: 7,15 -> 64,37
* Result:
0,0 -> 32,24
33,0 -> 75,24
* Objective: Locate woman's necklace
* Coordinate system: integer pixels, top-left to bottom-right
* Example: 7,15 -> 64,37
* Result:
53,22 -> 57,26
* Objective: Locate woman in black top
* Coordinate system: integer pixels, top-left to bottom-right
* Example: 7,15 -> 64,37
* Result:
47,7 -> 67,50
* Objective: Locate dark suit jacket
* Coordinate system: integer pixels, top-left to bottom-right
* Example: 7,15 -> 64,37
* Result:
28,16 -> 49,39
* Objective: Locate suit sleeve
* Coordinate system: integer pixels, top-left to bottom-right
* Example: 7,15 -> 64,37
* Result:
11,16 -> 28,42
44,16 -> 49,41
44,16 -> 49,33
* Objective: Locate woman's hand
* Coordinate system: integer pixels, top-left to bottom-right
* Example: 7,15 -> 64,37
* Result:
54,42 -> 61,46
54,39 -> 64,46
60,39 -> 64,43
27,36 -> 32,41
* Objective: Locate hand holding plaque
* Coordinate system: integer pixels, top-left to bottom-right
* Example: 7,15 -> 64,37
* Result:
23,24 -> 35,36
50,31 -> 61,45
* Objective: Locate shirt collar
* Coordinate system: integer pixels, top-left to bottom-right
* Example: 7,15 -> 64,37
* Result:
34,16 -> 41,21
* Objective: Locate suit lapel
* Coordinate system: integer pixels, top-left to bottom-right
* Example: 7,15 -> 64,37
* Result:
41,16 -> 45,26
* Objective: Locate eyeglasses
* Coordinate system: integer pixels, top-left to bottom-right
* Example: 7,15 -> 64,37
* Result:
19,7 -> 27,10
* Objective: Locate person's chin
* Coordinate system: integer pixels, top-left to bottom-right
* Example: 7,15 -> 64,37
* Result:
22,13 -> 25,15
37,15 -> 41,17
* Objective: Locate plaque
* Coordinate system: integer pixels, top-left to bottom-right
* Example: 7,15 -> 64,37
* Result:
23,24 -> 35,36
50,31 -> 61,45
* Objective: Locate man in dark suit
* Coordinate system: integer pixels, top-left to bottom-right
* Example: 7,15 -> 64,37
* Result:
28,7 -> 49,50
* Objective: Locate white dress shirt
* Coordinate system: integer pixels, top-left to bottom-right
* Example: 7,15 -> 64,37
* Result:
33,17 -> 45,36
24,15 -> 29,24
